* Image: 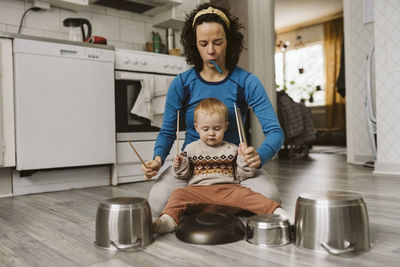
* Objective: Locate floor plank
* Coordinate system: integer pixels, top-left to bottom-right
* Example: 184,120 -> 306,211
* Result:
0,153 -> 400,266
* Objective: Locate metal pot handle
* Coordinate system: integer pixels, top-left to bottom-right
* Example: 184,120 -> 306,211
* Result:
246,226 -> 254,239
111,239 -> 141,251
321,241 -> 355,255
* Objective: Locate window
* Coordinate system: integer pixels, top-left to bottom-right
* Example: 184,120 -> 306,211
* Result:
275,43 -> 325,106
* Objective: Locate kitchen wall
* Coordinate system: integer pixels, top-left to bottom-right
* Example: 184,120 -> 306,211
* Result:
0,0 -> 182,51
345,0 -> 400,175
343,0 -> 375,164
373,0 -> 400,175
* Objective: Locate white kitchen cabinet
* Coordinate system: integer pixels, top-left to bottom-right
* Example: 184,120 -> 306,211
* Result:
58,0 -> 88,4
36,0 -> 89,13
153,0 -> 208,29
0,38 -> 16,167
40,0 -> 88,7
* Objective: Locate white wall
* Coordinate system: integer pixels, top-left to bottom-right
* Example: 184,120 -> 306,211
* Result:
246,0 -> 276,151
345,0 -> 400,175
212,0 -> 276,151
344,0 -> 375,164
0,0 -> 182,51
373,0 -> 400,175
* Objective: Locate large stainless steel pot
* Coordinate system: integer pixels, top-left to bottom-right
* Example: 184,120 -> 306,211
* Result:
94,197 -> 154,251
246,214 -> 291,247
295,191 -> 371,255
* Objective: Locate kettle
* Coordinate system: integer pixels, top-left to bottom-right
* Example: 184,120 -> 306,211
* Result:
63,18 -> 92,42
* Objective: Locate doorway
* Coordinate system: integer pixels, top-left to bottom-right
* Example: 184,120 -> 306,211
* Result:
274,0 -> 345,154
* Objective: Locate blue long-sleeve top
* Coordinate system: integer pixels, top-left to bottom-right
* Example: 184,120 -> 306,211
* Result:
154,66 -> 284,166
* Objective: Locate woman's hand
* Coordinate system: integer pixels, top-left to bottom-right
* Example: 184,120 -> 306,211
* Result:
239,143 -> 261,168
141,156 -> 162,180
172,154 -> 183,168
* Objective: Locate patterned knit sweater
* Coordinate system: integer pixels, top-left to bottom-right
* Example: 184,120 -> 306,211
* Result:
174,140 -> 255,185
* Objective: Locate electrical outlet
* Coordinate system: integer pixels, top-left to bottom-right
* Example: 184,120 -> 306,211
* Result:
33,0 -> 51,10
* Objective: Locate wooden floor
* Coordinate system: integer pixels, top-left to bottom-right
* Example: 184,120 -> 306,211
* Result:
1,152 -> 399,267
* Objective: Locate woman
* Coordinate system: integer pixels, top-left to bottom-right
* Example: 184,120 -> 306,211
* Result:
142,3 -> 284,216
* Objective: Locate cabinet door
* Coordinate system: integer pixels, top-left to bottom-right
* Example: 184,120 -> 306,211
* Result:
175,0 -> 202,20
0,42 -> 3,166
0,38 -> 15,167
41,0 -> 88,6
153,0 -> 203,30
57,0 -> 88,4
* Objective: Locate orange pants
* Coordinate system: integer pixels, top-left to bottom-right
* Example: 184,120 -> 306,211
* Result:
160,184 -> 281,223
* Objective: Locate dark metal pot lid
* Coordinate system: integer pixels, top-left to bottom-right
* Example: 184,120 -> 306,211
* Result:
175,212 -> 245,245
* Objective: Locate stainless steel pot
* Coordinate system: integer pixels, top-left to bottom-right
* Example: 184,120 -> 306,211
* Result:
94,197 -> 154,251
295,191 -> 371,255
246,214 -> 291,247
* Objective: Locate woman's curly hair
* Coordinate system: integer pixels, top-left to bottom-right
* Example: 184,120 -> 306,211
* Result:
180,3 -> 244,72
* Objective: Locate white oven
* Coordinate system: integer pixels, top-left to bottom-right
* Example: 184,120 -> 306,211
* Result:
113,49 -> 188,185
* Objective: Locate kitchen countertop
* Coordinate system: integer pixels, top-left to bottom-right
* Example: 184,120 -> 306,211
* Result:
0,31 -> 114,50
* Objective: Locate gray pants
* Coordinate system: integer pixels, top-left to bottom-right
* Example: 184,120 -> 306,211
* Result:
148,166 -> 281,217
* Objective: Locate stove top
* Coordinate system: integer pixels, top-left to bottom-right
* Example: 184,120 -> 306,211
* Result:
115,49 -> 188,75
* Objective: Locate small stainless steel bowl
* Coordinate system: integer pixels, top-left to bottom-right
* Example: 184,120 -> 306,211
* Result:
246,214 -> 291,247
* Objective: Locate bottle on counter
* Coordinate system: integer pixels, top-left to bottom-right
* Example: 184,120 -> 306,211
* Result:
152,32 -> 161,53
167,28 -> 175,51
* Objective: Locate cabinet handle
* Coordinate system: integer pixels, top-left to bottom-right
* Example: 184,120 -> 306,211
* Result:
60,49 -> 77,56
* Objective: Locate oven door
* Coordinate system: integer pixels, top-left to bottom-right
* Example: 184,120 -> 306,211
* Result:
115,71 -> 160,133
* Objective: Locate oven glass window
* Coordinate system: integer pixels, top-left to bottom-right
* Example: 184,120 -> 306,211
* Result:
115,79 -> 160,132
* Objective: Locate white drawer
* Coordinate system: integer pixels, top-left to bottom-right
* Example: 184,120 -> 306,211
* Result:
117,141 -> 156,164
116,139 -> 183,184
117,160 -> 172,180
116,139 -> 183,164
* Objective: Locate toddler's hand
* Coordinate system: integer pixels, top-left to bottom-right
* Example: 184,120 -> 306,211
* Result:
173,155 -> 183,168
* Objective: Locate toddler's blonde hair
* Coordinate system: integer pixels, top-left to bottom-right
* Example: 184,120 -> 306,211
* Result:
194,98 -> 228,123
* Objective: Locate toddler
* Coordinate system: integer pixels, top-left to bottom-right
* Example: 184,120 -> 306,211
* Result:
153,98 -> 287,233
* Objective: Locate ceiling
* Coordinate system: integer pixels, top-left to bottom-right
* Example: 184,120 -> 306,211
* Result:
275,0 -> 343,32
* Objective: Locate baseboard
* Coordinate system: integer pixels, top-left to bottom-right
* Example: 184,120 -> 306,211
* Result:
12,166 -> 111,195
374,162 -> 400,175
0,194 -> 14,198
351,154 -> 375,165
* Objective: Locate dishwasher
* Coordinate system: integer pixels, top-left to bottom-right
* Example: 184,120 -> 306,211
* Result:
13,38 -> 115,171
